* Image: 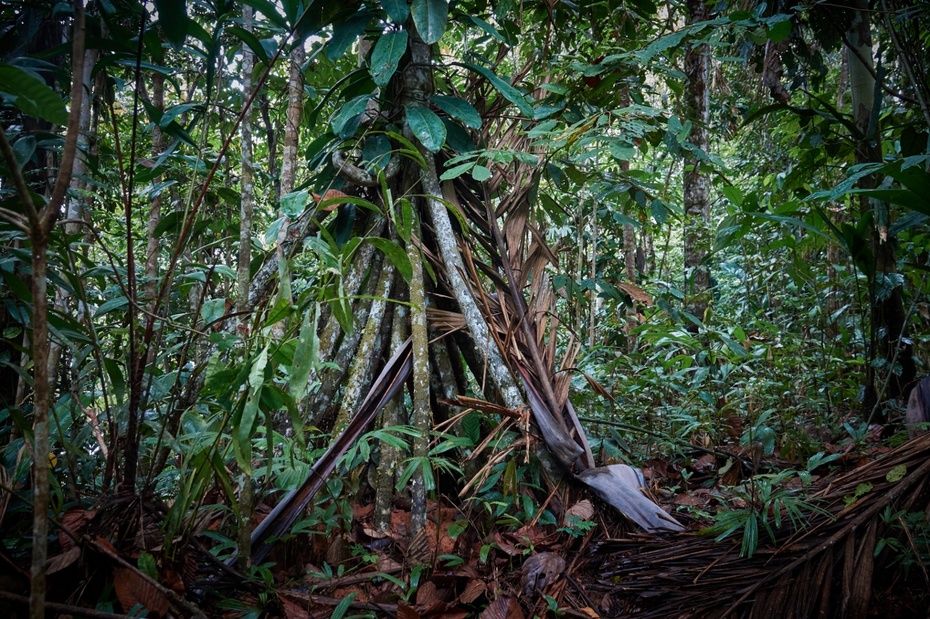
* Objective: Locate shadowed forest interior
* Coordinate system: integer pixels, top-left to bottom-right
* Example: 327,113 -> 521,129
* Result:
2,1 -> 930,617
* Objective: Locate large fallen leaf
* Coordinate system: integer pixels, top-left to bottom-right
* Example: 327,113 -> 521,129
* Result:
520,552 -> 565,596
577,464 -> 683,532
114,567 -> 169,618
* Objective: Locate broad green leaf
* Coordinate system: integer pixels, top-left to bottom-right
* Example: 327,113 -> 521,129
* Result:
201,298 -> 227,326
367,237 -> 413,283
471,164 -> 491,182
236,346 -> 269,474
370,30 -> 407,88
330,94 -> 373,138
154,0 -> 189,48
767,18 -> 791,43
382,0 -> 410,23
327,11 -> 371,60
95,296 -> 129,316
411,0 -> 448,44
103,357 -> 126,405
289,307 -> 320,403
430,95 -> 481,129
12,135 -> 36,169
439,161 -> 474,181
405,104 -> 446,152
722,185 -> 743,206
462,62 -> 533,117
159,103 -> 203,128
280,190 -> 310,218
0,63 -> 68,125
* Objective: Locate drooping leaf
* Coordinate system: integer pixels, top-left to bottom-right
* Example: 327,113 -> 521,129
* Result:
227,26 -> 271,65
430,94 -> 482,129
330,94 -> 373,138
0,63 -> 68,125
382,0 -> 410,23
280,190 -> 310,218
289,307 -> 320,404
154,0 -> 189,48
367,237 -> 413,283
326,11 -> 372,61
235,346 -> 269,474
405,104 -> 446,152
370,30 -> 407,88
411,0 -> 448,44
462,62 -> 533,117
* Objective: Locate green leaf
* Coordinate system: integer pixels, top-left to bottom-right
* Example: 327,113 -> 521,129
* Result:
327,11 -> 371,61
886,465 -> 906,483
159,103 -> 203,128
154,0 -> 189,48
405,104 -> 446,152
367,237 -> 413,283
201,298 -> 227,326
722,185 -> 743,206
411,0 -> 448,44
227,26 -> 270,64
382,0 -> 410,23
370,30 -> 407,88
331,592 -> 357,619
767,18 -> 791,43
289,307 -> 320,403
280,190 -> 310,218
240,0 -> 287,30
439,161 -> 474,181
103,357 -> 126,405
430,95 -> 482,129
0,63 -> 68,125
137,553 -> 158,579
95,296 -> 129,316
330,94 -> 373,138
236,346 -> 269,474
462,62 -> 533,117
471,165 -> 491,182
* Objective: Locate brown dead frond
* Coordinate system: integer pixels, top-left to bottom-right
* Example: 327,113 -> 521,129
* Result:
587,433 -> 930,619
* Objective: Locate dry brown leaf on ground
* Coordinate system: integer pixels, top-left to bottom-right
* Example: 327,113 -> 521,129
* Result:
458,579 -> 486,604
278,594 -> 310,619
480,596 -> 524,619
520,552 -> 565,596
113,566 -> 169,618
45,546 -> 80,574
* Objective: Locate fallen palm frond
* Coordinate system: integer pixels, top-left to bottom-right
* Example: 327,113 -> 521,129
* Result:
589,432 -> 930,618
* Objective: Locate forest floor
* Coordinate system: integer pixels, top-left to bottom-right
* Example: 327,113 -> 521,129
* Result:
3,428 -> 930,618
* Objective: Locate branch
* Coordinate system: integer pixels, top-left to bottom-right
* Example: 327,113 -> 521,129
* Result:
43,0 -> 87,232
0,128 -> 39,227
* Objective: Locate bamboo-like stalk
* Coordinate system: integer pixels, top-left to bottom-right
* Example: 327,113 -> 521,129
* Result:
408,214 -> 432,535
332,262 -> 397,432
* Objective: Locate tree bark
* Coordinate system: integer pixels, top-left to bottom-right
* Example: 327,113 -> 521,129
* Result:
682,0 -> 712,326
847,0 -> 915,411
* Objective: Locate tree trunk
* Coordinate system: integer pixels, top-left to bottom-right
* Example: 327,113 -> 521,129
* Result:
235,3 -> 256,570
847,0 -> 915,413
682,0 -> 712,326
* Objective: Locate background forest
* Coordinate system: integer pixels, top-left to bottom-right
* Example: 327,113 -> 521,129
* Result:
2,0 -> 930,617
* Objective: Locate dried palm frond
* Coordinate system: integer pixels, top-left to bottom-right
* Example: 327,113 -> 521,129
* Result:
589,433 -> 930,618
